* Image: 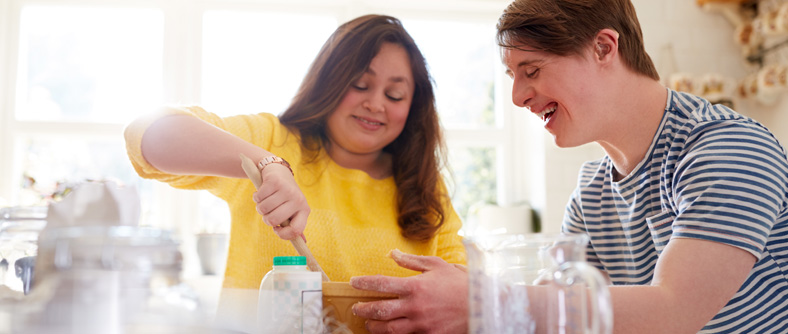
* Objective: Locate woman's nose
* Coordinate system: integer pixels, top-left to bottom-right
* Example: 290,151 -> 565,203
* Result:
363,96 -> 385,113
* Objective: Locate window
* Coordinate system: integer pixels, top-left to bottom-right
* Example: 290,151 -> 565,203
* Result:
16,6 -> 163,123
0,0 -> 526,237
2,4 -> 165,222
201,10 -> 337,115
403,18 -> 501,219
404,19 -> 498,128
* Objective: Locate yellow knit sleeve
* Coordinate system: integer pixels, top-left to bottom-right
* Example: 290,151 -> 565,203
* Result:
124,106 -> 193,182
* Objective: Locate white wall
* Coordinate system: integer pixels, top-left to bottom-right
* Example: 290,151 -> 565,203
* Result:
534,0 -> 788,232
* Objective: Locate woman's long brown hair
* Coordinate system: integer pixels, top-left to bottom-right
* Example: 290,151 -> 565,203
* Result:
279,15 -> 447,241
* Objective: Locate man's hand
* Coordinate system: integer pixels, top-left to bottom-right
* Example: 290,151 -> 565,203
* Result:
350,249 -> 468,334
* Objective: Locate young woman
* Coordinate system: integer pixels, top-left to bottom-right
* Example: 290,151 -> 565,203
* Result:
124,14 -> 466,332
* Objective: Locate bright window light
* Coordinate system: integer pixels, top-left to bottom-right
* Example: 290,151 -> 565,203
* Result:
403,19 -> 498,128
201,11 -> 337,116
15,6 -> 164,123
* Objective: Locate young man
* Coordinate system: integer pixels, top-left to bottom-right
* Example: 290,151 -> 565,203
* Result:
350,1 -> 788,333
497,0 -> 788,333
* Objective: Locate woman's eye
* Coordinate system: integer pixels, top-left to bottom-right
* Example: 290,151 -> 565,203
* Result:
352,83 -> 368,90
526,68 -> 540,79
386,93 -> 404,102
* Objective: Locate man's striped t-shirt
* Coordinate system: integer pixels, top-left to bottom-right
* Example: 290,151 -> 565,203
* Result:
563,89 -> 788,333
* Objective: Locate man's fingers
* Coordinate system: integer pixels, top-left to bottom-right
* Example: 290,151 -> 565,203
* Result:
387,249 -> 444,272
350,275 -> 412,295
352,298 -> 406,321
364,317 -> 416,334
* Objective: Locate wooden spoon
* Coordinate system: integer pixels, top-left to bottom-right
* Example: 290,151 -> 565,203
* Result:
239,153 -> 330,282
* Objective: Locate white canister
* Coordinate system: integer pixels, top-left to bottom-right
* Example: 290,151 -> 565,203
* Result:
257,256 -> 322,334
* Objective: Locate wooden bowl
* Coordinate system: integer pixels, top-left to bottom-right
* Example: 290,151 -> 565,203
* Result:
322,282 -> 398,334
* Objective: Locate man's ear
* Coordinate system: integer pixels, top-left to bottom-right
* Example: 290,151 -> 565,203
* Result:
595,43 -> 610,60
594,28 -> 619,62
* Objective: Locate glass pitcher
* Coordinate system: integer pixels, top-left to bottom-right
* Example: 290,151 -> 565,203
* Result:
464,233 -> 613,334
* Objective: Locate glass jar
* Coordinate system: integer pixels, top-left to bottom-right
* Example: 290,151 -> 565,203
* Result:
0,206 -> 48,295
258,256 -> 323,334
9,225 -> 215,333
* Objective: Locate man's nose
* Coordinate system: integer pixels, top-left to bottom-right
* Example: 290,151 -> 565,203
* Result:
511,78 -> 534,109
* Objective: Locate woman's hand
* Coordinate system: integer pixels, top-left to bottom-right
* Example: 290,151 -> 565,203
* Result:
350,249 -> 469,334
252,163 -> 310,240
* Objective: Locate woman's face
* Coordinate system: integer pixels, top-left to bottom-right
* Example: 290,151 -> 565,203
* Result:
327,42 -> 414,158
502,45 -> 606,148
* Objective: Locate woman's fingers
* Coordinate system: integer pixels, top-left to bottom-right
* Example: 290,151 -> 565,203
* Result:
257,191 -> 308,221
249,161 -> 310,240
251,167 -> 310,239
272,209 -> 310,240
288,209 -> 309,237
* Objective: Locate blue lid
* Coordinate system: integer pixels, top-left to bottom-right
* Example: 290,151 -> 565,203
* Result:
273,256 -> 306,266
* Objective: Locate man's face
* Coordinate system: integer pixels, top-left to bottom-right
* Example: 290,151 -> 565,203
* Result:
502,46 -> 605,148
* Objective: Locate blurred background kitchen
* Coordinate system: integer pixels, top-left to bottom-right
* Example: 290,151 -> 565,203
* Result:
1,0 -> 787,321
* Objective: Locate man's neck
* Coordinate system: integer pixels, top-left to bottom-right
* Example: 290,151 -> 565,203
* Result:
599,77 -> 668,181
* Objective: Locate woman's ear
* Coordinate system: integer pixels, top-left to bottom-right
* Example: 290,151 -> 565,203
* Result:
594,28 -> 619,62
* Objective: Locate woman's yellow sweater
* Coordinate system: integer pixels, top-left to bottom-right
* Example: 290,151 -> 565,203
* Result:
125,106 -> 466,290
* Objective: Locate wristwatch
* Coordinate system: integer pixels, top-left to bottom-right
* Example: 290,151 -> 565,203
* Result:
257,156 -> 294,176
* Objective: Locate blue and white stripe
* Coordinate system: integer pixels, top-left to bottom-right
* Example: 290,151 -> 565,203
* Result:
563,89 -> 788,333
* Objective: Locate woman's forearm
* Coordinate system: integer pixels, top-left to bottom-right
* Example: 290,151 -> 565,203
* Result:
140,114 -> 271,178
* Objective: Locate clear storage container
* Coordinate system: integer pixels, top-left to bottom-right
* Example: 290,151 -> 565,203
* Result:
0,206 -> 47,295
258,256 -> 322,334
8,225 -> 215,334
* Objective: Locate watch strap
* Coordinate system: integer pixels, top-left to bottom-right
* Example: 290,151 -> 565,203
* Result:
257,156 -> 293,176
